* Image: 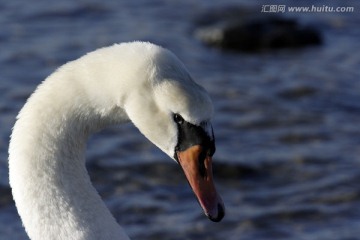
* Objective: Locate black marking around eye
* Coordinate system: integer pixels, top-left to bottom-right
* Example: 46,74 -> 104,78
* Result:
173,114 -> 215,161
173,114 -> 184,124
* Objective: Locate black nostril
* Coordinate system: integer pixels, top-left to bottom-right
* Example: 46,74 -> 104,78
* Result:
198,149 -> 207,178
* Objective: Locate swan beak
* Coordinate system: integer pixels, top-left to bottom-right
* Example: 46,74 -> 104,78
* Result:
176,145 -> 225,222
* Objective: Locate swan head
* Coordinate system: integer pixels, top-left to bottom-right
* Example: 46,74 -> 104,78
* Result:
123,43 -> 224,222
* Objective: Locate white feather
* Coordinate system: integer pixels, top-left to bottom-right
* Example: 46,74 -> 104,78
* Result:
8,42 -> 213,240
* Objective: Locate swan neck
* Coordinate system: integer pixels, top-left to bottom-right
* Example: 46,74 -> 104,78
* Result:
9,81 -> 129,240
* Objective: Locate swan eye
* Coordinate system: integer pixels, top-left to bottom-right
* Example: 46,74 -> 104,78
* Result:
173,114 -> 184,124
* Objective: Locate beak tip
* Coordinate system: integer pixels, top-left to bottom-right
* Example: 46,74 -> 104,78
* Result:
207,203 -> 225,222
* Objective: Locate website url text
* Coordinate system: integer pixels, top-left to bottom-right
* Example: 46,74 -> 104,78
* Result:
261,5 -> 354,13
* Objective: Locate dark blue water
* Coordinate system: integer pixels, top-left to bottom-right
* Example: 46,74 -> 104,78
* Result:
1,1 -> 360,239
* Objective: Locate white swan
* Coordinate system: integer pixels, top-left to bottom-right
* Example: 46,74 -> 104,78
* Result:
8,42 -> 224,240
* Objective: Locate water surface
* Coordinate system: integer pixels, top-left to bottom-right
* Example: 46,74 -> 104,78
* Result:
1,1 -> 360,239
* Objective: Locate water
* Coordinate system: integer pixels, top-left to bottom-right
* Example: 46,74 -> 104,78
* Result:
1,0 -> 360,239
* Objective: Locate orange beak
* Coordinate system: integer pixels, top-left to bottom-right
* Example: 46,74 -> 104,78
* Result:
176,145 -> 225,222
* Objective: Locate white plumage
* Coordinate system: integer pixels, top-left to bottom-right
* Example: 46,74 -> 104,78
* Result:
9,42 -> 222,240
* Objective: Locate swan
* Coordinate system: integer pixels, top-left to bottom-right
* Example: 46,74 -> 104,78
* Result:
8,42 -> 225,240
